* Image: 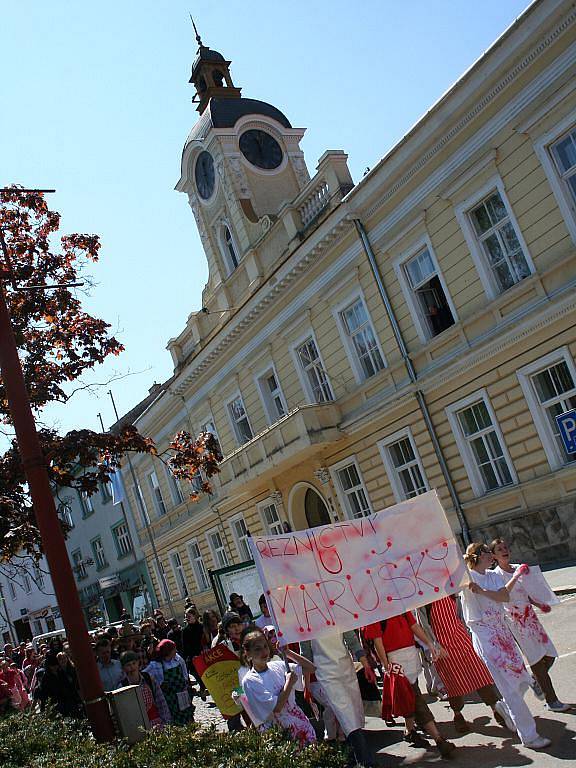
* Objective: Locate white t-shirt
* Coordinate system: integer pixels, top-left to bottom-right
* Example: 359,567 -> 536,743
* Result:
460,569 -> 507,625
242,659 -> 298,725
255,614 -> 273,630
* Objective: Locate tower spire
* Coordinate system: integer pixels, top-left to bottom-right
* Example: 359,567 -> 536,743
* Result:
189,14 -> 203,48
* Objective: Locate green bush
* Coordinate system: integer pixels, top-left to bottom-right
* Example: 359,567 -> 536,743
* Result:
0,710 -> 349,768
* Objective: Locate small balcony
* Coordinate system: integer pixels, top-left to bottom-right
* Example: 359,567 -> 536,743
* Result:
218,403 -> 344,493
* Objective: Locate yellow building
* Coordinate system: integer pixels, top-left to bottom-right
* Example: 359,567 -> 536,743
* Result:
124,0 -> 576,615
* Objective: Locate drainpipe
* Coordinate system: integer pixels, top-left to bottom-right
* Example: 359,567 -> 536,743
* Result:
353,218 -> 471,544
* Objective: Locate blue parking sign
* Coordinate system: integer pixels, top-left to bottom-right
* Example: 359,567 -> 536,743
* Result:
556,409 -> 576,454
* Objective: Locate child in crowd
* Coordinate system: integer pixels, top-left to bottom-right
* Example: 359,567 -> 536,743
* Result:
363,613 -> 456,759
144,638 -> 194,725
241,627 -> 316,747
120,650 -> 171,727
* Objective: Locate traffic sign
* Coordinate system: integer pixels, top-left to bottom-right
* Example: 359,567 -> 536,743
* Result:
556,409 -> 576,454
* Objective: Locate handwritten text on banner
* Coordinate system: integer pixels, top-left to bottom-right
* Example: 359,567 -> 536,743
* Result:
249,490 -> 467,644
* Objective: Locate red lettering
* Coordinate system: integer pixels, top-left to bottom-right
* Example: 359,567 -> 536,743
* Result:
255,539 -> 270,558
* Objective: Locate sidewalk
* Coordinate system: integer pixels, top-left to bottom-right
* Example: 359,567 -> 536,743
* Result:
541,562 -> 576,594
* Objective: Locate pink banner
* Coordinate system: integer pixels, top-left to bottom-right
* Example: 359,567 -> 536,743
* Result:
249,490 -> 467,644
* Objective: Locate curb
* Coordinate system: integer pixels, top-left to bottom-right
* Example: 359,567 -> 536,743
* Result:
552,585 -> 576,596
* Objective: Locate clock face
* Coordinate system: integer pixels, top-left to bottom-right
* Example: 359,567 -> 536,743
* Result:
195,151 -> 215,200
239,129 -> 283,170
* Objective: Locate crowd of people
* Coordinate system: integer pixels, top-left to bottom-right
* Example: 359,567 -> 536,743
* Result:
0,538 -> 569,764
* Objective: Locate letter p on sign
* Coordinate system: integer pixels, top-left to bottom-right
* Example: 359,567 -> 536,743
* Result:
556,409 -> 576,455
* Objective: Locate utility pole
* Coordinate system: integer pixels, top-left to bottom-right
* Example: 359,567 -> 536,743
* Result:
0,189 -> 115,741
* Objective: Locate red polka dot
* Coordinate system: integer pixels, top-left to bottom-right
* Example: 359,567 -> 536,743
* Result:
450,581 -> 454,587
353,613 -> 359,619
434,587 -> 440,593
418,590 -> 423,595
329,600 -> 335,606
331,621 -> 336,625
387,596 -> 393,602
346,574 -> 351,580
386,541 -> 392,547
315,582 -> 320,588
406,555 -> 411,561
371,549 -> 376,554
366,569 -> 371,574
281,609 -> 286,614
420,551 -> 425,556
278,631 -> 283,637
442,542 -> 448,548
266,590 -> 271,595
300,584 -> 305,590
326,621 -> 331,626
299,627 -> 304,633
425,549 -> 429,554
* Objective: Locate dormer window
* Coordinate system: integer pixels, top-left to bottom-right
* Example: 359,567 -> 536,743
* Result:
220,224 -> 239,274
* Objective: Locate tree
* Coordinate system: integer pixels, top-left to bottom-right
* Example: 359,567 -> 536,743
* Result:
0,186 -> 221,561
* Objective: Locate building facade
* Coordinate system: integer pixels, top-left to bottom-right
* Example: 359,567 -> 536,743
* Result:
56,478 -> 155,627
124,0 -> 576,616
0,555 -> 64,644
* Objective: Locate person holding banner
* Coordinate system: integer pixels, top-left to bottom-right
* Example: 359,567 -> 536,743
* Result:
462,543 -> 551,751
240,628 -> 317,747
490,538 -> 569,713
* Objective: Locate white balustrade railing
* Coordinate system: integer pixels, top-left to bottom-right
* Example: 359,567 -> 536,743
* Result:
298,180 -> 330,228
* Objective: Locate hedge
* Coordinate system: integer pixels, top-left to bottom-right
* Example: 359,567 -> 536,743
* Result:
0,710 -> 349,768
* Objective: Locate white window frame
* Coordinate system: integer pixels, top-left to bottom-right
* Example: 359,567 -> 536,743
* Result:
154,560 -> 171,603
291,330 -> 334,404
8,580 -> 16,600
229,514 -> 252,561
198,413 -> 222,454
255,364 -> 288,424
517,347 -> 576,470
378,427 -> 429,503
534,111 -> 576,246
333,291 -> 386,383
226,392 -> 254,446
394,236 -> 457,345
219,221 -> 240,276
132,481 -> 150,526
58,501 -> 74,528
455,176 -> 534,300
165,466 -> 185,506
79,490 -> 94,517
71,550 -> 87,580
258,499 -> 284,536
446,389 -> 517,497
112,521 -> 133,557
33,564 -> 45,589
169,549 -> 189,599
187,539 -> 210,592
329,456 -> 373,520
148,470 -> 167,516
91,537 -> 108,570
22,573 -> 32,594
206,528 -> 229,570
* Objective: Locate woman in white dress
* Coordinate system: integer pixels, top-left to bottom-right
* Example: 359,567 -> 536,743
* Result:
490,538 -> 568,712
461,543 -> 551,751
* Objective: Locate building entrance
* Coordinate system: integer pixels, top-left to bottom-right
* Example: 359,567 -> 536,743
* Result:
304,487 -> 331,528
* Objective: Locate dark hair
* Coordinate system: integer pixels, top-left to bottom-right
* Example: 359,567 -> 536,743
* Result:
239,626 -> 272,667
95,637 -> 111,650
258,593 -> 267,606
490,538 -> 506,553
120,651 -> 139,666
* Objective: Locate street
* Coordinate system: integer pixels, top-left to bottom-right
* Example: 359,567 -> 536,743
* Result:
194,593 -> 576,766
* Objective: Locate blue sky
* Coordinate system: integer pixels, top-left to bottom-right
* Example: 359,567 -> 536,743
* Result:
1,0 -> 531,435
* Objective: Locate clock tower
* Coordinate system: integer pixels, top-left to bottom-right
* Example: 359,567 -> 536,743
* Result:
175,32 -> 310,309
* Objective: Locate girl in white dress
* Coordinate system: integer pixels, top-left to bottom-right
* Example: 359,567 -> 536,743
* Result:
491,538 -> 568,712
461,543 -> 551,751
241,629 -> 316,747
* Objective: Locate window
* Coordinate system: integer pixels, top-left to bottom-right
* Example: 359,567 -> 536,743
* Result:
550,127 -> 576,206
112,522 -> 133,557
100,481 -> 113,504
8,580 -> 16,600
72,550 -> 87,580
379,428 -> 428,502
402,247 -> 455,339
295,336 -> 334,403
148,470 -> 167,516
170,551 -> 189,598
187,540 -> 210,592
79,490 -> 94,518
227,395 -> 253,445
468,190 -> 531,293
220,224 -> 239,274
339,297 -> 385,379
154,561 -> 171,603
58,501 -> 74,528
165,467 -> 185,506
133,481 -> 150,526
230,516 -> 251,561
331,459 -> 372,519
22,574 -> 32,593
259,501 -> 283,535
517,349 -> 576,469
33,565 -> 44,589
447,392 -> 516,496
91,537 -> 108,570
33,619 -> 43,636
257,368 -> 287,423
207,530 -> 229,569
534,116 -> 576,244
200,418 -> 222,455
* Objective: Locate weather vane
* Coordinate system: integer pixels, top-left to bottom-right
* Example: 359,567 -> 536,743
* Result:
189,13 -> 203,47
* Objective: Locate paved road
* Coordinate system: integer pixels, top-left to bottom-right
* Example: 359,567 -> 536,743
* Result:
193,593 -> 576,766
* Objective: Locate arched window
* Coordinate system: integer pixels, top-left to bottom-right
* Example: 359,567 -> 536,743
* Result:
220,224 -> 239,274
